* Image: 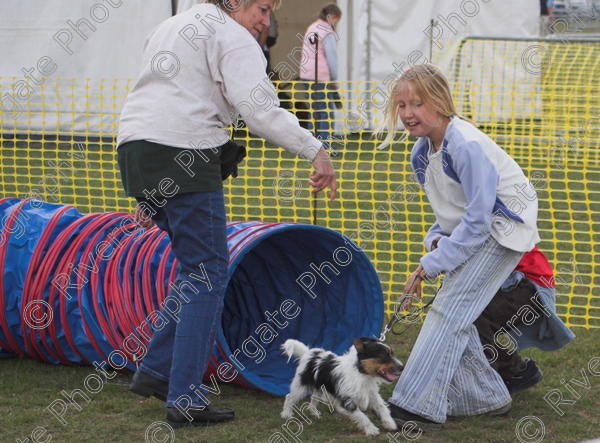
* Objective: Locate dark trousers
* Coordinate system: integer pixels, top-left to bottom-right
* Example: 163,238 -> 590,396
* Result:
474,278 -> 542,379
300,81 -> 337,148
136,191 -> 228,408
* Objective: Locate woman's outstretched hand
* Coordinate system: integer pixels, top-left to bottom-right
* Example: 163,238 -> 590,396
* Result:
309,146 -> 338,201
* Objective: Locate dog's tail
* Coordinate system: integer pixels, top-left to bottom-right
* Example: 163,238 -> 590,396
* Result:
281,339 -> 310,363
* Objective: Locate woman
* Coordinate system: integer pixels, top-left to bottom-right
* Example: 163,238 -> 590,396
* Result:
116,0 -> 337,428
300,3 -> 342,149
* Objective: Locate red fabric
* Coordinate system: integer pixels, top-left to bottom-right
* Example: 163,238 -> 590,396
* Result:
515,246 -> 555,288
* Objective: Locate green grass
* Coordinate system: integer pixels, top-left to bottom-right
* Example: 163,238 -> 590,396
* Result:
3,327 -> 598,442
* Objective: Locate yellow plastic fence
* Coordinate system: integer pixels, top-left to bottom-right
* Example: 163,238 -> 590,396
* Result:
0,38 -> 598,328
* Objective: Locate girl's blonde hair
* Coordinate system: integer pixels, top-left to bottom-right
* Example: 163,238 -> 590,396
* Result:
377,64 -> 459,149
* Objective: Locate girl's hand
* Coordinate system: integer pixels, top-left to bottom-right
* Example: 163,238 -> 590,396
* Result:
401,265 -> 428,310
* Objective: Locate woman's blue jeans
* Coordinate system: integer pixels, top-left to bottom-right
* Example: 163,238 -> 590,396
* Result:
136,190 -> 228,409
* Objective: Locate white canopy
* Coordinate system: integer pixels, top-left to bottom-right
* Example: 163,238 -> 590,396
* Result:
332,0 -> 540,128
335,0 -> 539,83
0,0 -> 171,133
0,0 -> 541,133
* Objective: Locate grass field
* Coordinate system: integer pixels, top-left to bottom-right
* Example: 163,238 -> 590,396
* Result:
3,325 -> 598,442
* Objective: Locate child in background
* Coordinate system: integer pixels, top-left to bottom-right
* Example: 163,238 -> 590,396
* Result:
378,63 -> 540,431
300,3 -> 342,149
474,246 -> 575,394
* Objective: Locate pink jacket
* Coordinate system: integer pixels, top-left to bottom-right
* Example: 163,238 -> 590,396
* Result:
300,19 -> 335,81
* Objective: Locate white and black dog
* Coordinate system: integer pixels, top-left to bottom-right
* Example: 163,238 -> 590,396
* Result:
281,337 -> 404,436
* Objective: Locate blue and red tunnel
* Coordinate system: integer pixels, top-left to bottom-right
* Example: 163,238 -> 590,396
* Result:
0,198 -> 383,395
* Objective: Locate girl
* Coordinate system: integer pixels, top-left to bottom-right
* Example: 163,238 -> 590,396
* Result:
378,64 -> 540,430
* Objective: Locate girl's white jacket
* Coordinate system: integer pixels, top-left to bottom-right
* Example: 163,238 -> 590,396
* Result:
412,117 -> 540,277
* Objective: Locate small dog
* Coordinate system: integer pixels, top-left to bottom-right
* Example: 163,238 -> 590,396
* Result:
281,337 -> 404,436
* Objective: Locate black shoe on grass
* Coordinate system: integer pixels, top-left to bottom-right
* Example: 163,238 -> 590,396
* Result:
505,358 -> 543,395
388,402 -> 442,432
167,405 -> 235,428
129,370 -> 168,401
486,401 -> 512,416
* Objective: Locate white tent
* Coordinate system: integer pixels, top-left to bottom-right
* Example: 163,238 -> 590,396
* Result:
332,0 -> 541,129
335,0 -> 540,83
0,0 -> 171,133
0,0 -> 541,133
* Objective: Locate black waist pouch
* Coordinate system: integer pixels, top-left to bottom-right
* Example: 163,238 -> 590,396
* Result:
220,140 -> 247,180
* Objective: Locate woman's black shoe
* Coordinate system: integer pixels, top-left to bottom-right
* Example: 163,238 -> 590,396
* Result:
129,370 -> 168,401
167,405 -> 235,428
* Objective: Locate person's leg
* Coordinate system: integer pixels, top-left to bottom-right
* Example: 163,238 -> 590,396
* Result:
310,82 -> 331,149
474,278 -> 538,379
474,314 -> 520,377
475,278 -> 545,394
446,325 -> 512,417
298,81 -> 315,133
388,238 -> 522,423
132,197 -> 173,385
326,86 -> 338,143
137,191 -> 228,410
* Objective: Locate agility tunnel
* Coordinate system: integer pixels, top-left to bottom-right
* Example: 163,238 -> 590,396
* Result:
0,198 -> 383,395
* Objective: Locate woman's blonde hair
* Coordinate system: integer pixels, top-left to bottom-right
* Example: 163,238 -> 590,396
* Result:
377,64 -> 459,149
207,0 -> 282,11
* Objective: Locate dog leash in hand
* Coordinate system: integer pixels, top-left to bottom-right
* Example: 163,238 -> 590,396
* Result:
379,282 -> 441,342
